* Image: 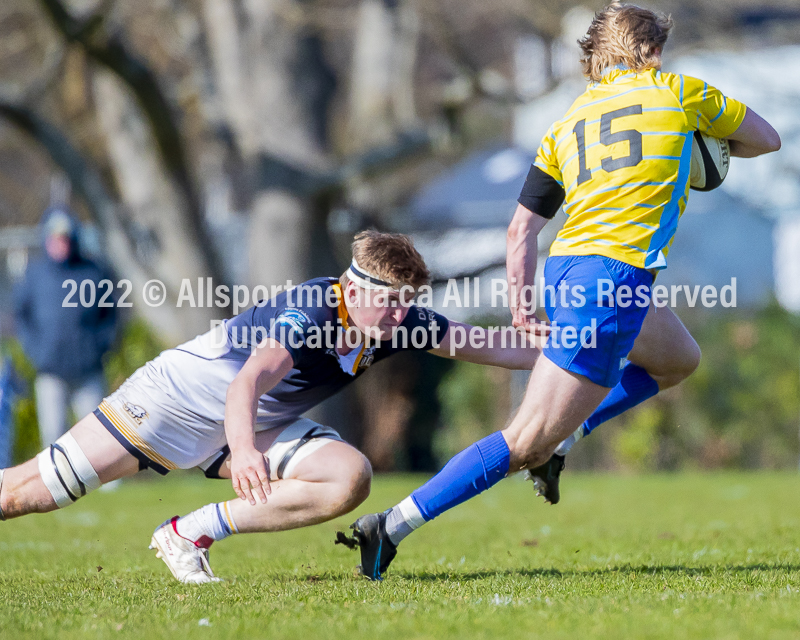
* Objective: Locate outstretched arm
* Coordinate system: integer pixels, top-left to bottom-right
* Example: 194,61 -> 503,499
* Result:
225,339 -> 293,505
728,107 -> 781,157
428,320 -> 546,370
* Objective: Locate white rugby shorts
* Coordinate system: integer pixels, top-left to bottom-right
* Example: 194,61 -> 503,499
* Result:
94,364 -> 342,476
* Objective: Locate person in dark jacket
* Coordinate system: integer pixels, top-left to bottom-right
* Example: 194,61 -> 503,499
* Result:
13,207 -> 118,446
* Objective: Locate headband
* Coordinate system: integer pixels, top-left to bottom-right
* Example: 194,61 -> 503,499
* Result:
346,258 -> 400,292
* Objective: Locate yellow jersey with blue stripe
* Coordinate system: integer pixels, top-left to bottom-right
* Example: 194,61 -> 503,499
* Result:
521,67 -> 746,270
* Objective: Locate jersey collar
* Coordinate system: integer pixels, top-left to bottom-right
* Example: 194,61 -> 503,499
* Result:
599,63 -> 637,84
331,282 -> 351,330
331,282 -> 368,375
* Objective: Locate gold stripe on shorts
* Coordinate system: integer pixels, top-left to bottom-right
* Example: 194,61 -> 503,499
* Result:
98,401 -> 178,471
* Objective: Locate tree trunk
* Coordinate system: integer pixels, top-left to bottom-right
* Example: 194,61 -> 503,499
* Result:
202,0 -> 334,288
93,70 -> 219,340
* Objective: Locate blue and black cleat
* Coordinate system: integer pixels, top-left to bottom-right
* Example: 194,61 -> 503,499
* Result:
335,511 -> 397,581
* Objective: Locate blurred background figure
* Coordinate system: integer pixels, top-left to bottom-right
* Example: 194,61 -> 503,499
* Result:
12,207 -> 118,446
0,358 -> 20,468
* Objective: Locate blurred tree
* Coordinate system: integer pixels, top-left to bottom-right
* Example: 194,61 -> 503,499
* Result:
2,339 -> 39,464
1,0 -> 528,469
436,358 -> 511,462
0,0 -> 434,344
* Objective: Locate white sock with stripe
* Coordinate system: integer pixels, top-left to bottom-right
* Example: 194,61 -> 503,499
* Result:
554,425 -> 584,456
384,496 -> 426,546
176,502 -> 238,547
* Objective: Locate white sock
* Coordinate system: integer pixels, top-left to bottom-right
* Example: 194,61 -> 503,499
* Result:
554,425 -> 584,456
176,502 -> 238,547
385,496 -> 426,546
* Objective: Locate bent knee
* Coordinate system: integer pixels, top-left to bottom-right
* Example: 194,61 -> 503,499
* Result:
686,342 -> 701,376
328,454 -> 372,516
675,330 -> 702,377
659,342 -> 701,389
341,454 -> 372,511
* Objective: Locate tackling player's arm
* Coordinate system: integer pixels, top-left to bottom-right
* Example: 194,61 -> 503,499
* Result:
428,320 -> 546,369
727,108 -> 781,158
225,339 -> 293,505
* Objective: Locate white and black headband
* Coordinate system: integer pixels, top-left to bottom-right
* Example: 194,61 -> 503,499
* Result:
346,258 -> 400,292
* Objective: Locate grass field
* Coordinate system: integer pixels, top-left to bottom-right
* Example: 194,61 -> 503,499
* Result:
1,471 -> 800,639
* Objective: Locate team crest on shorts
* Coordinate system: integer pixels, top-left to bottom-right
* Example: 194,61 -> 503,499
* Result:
123,402 -> 148,425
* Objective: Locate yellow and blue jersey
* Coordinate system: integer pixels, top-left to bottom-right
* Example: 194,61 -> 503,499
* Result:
519,67 -> 746,270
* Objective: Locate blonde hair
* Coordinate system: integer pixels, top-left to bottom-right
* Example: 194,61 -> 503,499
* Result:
340,230 -> 430,291
579,3 -> 673,83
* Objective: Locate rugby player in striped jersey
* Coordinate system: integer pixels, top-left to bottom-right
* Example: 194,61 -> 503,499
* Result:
347,3 -> 780,581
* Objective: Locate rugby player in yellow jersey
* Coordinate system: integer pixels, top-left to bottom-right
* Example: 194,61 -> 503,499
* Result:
344,2 -> 780,581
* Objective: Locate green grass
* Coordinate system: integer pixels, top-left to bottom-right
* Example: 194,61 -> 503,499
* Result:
2,472 -> 800,639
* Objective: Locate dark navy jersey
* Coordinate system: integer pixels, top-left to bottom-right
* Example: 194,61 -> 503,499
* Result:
150,277 -> 449,427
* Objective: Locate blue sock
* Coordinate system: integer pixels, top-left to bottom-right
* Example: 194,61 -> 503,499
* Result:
409,431 -> 510,523
555,364 -> 659,456
583,364 -> 659,437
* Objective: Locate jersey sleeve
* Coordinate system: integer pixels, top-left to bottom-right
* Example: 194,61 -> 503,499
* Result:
267,307 -> 319,366
534,125 -> 563,182
396,306 -> 450,351
518,126 -> 566,219
669,74 -> 747,139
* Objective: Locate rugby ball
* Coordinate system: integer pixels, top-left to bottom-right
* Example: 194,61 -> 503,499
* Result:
689,130 -> 730,191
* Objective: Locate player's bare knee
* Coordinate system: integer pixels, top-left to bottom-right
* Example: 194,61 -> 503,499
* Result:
674,333 -> 701,380
658,343 -> 701,389
330,455 -> 372,516
673,349 -> 700,387
349,455 -> 373,507
684,341 -> 701,377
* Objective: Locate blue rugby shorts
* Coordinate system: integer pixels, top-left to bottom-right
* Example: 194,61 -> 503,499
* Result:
541,255 -> 653,388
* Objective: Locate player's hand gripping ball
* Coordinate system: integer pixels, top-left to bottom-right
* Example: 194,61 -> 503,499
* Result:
689,130 -> 730,191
